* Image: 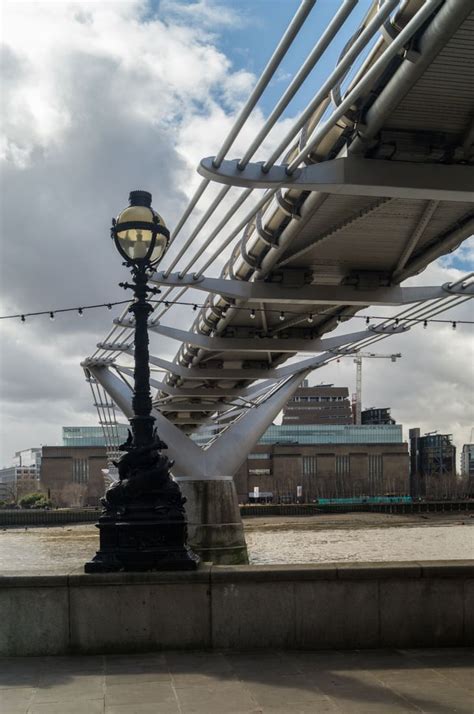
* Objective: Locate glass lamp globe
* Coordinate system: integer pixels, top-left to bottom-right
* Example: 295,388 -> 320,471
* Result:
114,190 -> 169,266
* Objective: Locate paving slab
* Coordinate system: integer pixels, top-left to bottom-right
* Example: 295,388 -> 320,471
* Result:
0,649 -> 472,713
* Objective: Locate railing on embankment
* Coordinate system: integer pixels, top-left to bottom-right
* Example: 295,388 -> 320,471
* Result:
0,500 -> 472,526
240,501 -> 474,517
0,509 -> 98,526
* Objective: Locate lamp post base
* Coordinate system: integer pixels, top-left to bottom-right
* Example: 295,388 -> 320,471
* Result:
85,509 -> 200,573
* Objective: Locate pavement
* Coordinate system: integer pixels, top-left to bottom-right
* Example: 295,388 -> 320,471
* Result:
0,649 -> 472,714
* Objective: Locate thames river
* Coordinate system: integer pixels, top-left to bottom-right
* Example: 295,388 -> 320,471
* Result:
0,512 -> 472,572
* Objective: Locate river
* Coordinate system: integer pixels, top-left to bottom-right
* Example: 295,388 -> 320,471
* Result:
0,512 -> 472,572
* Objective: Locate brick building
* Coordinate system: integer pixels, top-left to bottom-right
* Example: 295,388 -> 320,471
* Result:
234,424 -> 409,503
282,382 -> 353,425
40,446 -> 107,507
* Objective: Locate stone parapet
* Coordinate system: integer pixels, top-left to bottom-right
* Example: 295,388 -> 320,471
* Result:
0,560 -> 472,655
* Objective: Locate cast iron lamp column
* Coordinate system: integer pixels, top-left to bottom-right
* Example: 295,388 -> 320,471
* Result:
85,190 -> 199,572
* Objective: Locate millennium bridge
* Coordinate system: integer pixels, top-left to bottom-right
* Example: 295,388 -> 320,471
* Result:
82,0 -> 474,563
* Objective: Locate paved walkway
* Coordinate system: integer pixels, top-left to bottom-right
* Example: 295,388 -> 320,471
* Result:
0,649 -> 472,713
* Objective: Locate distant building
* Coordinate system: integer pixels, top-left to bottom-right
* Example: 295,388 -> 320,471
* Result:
461,444 -> 474,477
409,429 -> 456,498
362,408 -> 395,425
63,425 -> 129,449
461,444 -> 474,496
281,381 -> 353,425
234,423 -> 408,503
40,445 -> 107,507
0,448 -> 42,501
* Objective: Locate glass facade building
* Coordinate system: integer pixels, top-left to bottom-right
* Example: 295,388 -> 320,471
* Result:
62,425 -> 130,448
192,423 -> 403,447
259,423 -> 403,445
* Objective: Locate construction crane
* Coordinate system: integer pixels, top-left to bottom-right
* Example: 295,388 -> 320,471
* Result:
336,351 -> 401,425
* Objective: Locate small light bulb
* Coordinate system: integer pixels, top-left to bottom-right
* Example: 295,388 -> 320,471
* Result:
21,315 -> 26,323
78,308 -> 83,316
49,312 -> 55,321
452,321 -> 457,330
250,309 -> 256,320
366,317 -> 370,325
279,311 -> 285,322
307,314 -> 313,324
423,320 -> 427,329
107,304 -> 112,311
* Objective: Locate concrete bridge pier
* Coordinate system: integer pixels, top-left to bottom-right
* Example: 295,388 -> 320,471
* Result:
176,477 -> 248,564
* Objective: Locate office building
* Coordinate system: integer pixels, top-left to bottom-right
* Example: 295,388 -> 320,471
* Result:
282,381 -> 353,425
361,408 -> 395,425
0,448 -> 42,501
461,443 -> 474,476
63,425 -> 130,449
409,429 -> 456,498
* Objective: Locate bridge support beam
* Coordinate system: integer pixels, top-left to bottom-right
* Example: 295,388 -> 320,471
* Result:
84,365 -> 310,564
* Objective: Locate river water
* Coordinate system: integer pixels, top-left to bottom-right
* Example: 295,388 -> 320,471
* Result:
0,513 -> 472,572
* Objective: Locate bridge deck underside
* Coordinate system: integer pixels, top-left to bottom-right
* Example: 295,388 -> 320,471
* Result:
89,2 -> 474,441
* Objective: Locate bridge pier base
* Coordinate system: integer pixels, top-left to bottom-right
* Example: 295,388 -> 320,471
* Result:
176,478 -> 248,564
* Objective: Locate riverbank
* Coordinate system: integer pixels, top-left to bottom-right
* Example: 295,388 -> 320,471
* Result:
243,510 -> 474,531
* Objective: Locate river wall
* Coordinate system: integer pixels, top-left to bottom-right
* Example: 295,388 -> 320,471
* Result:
0,500 -> 472,527
1,561 -> 472,656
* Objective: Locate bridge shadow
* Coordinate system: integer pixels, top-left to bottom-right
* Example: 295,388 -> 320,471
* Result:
0,649 -> 472,712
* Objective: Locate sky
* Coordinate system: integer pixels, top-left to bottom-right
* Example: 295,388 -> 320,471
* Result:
0,0 -> 473,468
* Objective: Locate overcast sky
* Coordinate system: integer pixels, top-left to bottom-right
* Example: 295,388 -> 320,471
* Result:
0,0 -> 473,468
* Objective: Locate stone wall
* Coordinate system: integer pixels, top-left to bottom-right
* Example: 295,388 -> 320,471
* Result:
1,561 -> 472,655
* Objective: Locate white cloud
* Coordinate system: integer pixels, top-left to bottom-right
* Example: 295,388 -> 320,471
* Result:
0,0 -> 260,464
0,0 -> 473,472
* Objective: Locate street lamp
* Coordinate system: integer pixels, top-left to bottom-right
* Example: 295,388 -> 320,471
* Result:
85,190 -> 199,572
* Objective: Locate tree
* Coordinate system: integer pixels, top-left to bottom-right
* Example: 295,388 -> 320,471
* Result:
19,492 -> 52,509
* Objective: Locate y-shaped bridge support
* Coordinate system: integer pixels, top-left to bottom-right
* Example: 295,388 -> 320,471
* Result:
87,365 -> 310,564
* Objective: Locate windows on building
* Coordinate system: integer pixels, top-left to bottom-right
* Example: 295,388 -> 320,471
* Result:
302,456 -> 318,476
248,453 -> 271,459
368,454 -> 383,492
336,455 -> 350,477
72,458 -> 89,484
248,468 -> 271,475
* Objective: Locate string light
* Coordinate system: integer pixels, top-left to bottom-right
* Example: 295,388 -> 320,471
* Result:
1,300 -> 472,327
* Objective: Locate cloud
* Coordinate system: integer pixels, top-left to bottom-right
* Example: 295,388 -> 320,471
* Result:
158,0 -> 243,30
0,0 -> 261,463
0,0 -> 473,471
310,253 -> 474,461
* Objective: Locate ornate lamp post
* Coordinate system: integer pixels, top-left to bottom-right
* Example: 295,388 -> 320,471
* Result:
85,190 -> 199,572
